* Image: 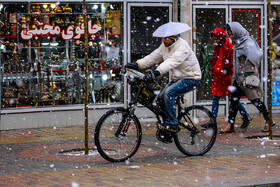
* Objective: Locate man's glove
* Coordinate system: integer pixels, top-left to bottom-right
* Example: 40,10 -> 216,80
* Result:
143,70 -> 160,83
125,62 -> 138,70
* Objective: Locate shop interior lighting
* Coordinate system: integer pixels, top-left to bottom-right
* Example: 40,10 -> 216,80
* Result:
101,4 -> 106,12
110,70 -> 115,77
43,4 -> 48,9
0,4 -> 3,10
50,42 -> 59,46
102,3 -> 110,13
41,42 -> 50,46
102,74 -> 108,81
93,4 -> 98,10
50,38 -> 59,46
110,5 -> 114,10
50,4 -> 56,9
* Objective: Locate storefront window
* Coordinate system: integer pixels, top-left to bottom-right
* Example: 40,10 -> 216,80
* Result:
272,5 -> 280,106
0,3 -> 123,108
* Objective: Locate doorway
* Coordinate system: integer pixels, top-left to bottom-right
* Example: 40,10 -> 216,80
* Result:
193,4 -> 264,103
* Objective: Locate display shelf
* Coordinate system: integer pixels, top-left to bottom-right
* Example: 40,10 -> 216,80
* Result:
0,36 -> 17,39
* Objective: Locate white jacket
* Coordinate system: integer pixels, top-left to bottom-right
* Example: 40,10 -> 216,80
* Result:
136,37 -> 201,81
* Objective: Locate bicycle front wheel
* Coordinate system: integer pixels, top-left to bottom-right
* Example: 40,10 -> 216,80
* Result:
94,108 -> 142,162
174,105 -> 217,156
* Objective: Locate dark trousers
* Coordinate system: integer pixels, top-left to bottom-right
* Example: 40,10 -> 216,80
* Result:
228,81 -> 269,125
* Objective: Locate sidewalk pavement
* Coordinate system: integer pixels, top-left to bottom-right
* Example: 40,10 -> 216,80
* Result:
0,114 -> 279,187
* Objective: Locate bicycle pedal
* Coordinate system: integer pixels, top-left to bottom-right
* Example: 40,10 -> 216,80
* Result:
157,123 -> 179,133
156,129 -> 173,144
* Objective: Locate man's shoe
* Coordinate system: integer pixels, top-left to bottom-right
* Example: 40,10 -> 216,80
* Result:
158,123 -> 178,133
156,129 -> 173,143
201,120 -> 215,129
240,116 -> 253,129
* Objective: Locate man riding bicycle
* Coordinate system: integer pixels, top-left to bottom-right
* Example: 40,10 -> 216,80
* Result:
125,22 -> 201,132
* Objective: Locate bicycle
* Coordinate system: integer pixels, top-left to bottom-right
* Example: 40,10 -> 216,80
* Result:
94,68 -> 217,162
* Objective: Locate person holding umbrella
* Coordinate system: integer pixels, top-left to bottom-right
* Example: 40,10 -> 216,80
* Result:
125,22 -> 201,132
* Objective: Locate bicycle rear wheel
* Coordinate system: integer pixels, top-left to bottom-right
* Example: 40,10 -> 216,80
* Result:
94,108 -> 142,162
174,105 -> 217,156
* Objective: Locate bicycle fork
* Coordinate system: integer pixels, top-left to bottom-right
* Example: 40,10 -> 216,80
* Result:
115,108 -> 136,137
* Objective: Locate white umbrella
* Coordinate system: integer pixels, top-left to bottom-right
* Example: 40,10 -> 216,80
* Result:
153,22 -> 191,37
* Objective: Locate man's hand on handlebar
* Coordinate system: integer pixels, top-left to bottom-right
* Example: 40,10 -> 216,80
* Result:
125,62 -> 138,70
143,70 -> 160,83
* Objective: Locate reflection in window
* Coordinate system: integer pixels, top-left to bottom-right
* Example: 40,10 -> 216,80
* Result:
1,3 -> 123,108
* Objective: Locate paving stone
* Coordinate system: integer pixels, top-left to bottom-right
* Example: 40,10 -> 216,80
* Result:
0,114 -> 279,186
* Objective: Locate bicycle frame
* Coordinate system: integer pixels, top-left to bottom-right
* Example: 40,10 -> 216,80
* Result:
95,68 -> 217,162
120,75 -> 196,136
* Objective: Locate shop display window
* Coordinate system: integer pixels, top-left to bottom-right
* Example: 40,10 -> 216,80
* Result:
0,3 -> 123,108
272,5 -> 280,106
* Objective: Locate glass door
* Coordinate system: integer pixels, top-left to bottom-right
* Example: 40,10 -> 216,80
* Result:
193,5 -> 228,102
193,5 -> 264,102
229,5 -> 265,100
230,6 -> 263,46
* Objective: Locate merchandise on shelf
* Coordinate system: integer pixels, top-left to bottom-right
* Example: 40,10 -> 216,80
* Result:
1,2 -> 123,108
272,82 -> 280,106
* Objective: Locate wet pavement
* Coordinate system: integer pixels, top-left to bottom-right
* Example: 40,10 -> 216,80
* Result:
0,114 -> 280,187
